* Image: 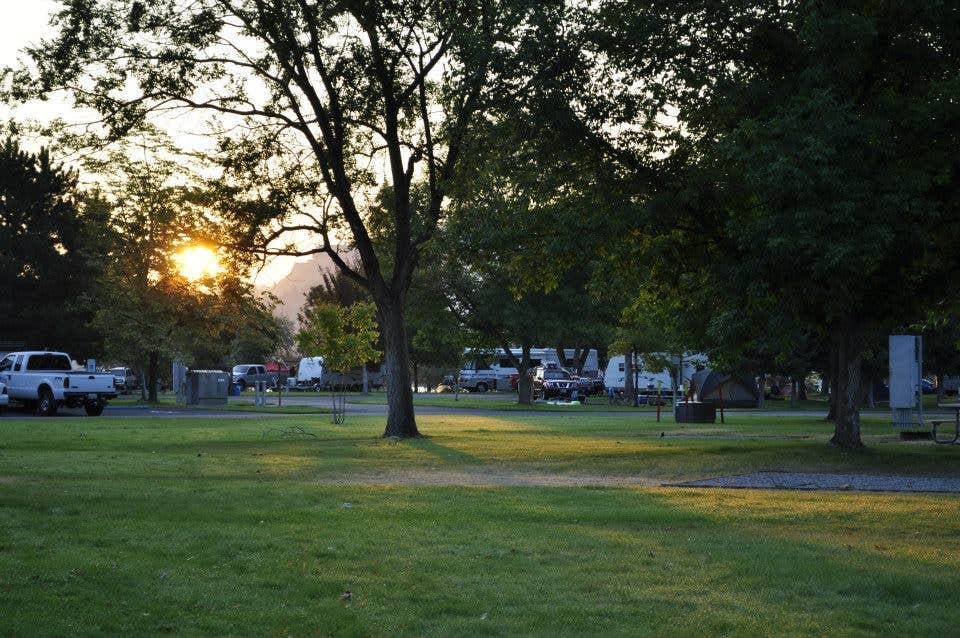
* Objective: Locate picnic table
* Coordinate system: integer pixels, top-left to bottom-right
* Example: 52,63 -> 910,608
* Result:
931,403 -> 960,445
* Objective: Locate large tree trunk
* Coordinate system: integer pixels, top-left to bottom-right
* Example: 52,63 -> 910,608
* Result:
798,374 -> 808,400
377,299 -> 419,438
830,327 -> 864,450
623,348 -> 635,406
147,349 -> 159,403
516,343 -> 532,405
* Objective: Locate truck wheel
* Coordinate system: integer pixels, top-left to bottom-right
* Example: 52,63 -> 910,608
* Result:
84,402 -> 105,416
37,388 -> 58,417
476,382 -> 488,392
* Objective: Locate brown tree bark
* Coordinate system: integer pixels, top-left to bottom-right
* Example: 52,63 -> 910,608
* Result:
829,326 -> 864,450
378,299 -> 419,438
516,343 -> 533,405
623,349 -> 635,406
147,349 -> 159,403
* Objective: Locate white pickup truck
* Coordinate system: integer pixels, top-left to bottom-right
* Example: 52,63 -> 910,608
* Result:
0,351 -> 118,416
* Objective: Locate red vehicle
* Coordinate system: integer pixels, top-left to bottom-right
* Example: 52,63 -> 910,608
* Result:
265,361 -> 290,386
265,361 -> 290,375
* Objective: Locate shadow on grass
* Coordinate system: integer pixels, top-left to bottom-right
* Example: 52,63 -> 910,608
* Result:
404,437 -> 483,464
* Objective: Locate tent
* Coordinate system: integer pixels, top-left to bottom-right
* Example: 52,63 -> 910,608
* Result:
689,369 -> 759,408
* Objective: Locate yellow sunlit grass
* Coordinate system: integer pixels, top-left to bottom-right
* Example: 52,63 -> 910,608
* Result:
172,245 -> 222,282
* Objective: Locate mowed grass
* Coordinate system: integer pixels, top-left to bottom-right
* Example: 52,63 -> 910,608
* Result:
1,413 -> 959,636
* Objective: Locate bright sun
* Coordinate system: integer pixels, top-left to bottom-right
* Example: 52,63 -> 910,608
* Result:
173,245 -> 223,282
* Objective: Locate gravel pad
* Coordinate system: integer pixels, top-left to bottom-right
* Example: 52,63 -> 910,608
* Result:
672,471 -> 960,493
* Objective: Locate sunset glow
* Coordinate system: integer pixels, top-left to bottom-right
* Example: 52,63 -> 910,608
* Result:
173,245 -> 222,282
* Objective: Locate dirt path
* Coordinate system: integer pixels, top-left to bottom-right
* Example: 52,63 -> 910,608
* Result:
318,469 -> 661,488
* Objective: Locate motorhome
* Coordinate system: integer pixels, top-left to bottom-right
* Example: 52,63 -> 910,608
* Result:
603,353 -> 708,395
458,348 -> 599,392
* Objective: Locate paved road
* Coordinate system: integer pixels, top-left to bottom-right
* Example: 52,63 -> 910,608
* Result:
4,395 -> 955,420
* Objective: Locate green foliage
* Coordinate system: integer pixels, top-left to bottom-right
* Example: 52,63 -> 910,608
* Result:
0,138 -> 104,356
297,301 -> 380,374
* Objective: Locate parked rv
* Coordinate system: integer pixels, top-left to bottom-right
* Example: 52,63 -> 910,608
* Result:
458,347 -> 599,392
291,356 -> 384,391
604,353 -> 708,396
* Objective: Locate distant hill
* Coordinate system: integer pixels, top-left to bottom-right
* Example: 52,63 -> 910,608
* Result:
258,254 -> 338,324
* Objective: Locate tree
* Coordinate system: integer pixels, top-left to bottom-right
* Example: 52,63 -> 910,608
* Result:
13,0 -> 563,438
587,0 -> 960,449
297,300 -> 380,423
0,138 -> 105,356
440,171 -> 608,405
88,137 -> 267,400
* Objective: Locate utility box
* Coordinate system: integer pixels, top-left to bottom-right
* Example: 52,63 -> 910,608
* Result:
889,335 -> 922,429
675,401 -> 716,423
186,370 -> 229,406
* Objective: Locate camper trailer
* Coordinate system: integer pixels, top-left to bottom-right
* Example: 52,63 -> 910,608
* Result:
458,348 -> 599,392
604,353 -> 708,395
292,356 -> 384,391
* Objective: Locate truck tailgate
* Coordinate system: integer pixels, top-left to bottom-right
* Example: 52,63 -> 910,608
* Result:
65,373 -> 115,393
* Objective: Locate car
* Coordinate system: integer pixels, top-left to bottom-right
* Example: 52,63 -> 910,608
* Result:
532,367 -> 584,402
231,364 -> 277,390
575,372 -> 605,396
0,381 -> 8,412
108,367 -> 137,393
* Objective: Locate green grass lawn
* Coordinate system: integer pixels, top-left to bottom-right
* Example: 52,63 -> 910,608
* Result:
1,412 -> 959,636
109,396 -> 327,415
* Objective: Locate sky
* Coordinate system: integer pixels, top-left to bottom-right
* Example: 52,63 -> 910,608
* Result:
0,3 -> 54,64
1,2 -> 306,286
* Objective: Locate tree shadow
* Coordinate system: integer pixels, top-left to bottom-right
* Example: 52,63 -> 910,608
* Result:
405,437 -> 482,464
